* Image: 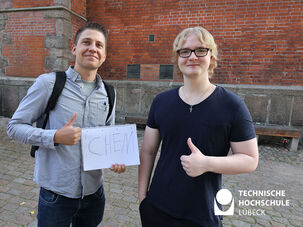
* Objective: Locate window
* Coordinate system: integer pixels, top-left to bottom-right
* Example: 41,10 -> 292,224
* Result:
159,65 -> 173,80
149,34 -> 155,42
127,64 -> 140,79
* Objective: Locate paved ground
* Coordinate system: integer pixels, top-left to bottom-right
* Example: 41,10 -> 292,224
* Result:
0,117 -> 302,227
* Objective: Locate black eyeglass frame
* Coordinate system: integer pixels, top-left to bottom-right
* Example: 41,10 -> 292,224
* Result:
177,48 -> 210,58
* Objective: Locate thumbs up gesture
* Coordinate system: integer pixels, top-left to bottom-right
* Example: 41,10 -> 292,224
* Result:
54,113 -> 82,145
180,138 -> 208,177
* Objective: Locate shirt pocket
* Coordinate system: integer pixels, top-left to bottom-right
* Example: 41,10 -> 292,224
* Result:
88,99 -> 109,126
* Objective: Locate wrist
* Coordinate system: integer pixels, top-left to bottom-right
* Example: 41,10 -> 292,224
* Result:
138,191 -> 146,198
138,189 -> 147,198
54,130 -> 59,144
202,155 -> 212,173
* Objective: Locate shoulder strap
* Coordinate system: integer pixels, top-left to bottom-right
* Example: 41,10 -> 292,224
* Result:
45,72 -> 67,113
31,72 -> 66,157
42,72 -> 67,128
103,81 -> 115,122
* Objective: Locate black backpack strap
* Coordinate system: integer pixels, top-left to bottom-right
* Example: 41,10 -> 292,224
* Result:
30,72 -> 67,157
42,71 -> 67,128
103,81 -> 115,122
44,72 -> 67,116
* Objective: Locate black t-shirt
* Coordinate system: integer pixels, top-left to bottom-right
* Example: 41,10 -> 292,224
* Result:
147,86 -> 256,226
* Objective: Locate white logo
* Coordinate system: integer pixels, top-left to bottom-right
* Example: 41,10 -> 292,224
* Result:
214,189 -> 234,215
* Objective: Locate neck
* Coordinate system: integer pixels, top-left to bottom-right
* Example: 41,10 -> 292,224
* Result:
183,73 -> 211,95
74,65 -> 98,82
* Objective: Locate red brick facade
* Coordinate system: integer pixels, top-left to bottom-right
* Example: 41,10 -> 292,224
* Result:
89,0 -> 303,85
3,11 -> 55,77
1,0 -> 302,85
12,0 -> 54,8
71,0 -> 86,17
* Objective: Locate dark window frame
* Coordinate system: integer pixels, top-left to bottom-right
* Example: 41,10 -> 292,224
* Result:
159,64 -> 174,80
127,64 -> 140,79
149,34 -> 155,42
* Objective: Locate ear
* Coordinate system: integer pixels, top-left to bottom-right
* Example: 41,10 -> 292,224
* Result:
210,55 -> 215,64
72,44 -> 76,56
102,52 -> 107,64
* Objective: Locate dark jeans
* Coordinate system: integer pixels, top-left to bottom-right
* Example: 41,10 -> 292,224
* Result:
139,198 -> 203,227
37,186 -> 105,227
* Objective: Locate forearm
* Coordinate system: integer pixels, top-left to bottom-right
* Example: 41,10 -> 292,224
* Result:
6,74 -> 56,148
181,138 -> 258,177
207,153 -> 258,175
7,121 -> 57,149
138,126 -> 161,201
138,151 -> 157,201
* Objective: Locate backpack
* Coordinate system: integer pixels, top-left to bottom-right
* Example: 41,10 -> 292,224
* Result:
30,71 -> 115,157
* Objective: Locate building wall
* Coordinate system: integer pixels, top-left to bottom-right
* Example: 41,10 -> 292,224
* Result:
1,77 -> 303,128
87,0 -> 303,85
0,0 -> 86,115
1,0 -> 302,83
0,0 -> 86,78
3,11 -> 55,77
71,0 -> 86,17
12,0 -> 54,8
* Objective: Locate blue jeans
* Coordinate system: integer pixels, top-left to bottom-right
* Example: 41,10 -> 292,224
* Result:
37,186 -> 105,227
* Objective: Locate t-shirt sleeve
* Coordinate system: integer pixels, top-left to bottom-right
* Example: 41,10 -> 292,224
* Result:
147,96 -> 158,129
230,99 -> 256,142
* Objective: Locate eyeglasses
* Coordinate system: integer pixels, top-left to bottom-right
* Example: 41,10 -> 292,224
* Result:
177,48 -> 210,58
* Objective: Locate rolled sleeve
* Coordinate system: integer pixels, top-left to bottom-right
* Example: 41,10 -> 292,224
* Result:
7,73 -> 55,148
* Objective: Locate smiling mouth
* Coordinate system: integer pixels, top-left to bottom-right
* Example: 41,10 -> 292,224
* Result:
84,55 -> 98,60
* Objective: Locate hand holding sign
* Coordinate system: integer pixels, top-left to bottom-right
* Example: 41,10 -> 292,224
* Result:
110,164 -> 126,173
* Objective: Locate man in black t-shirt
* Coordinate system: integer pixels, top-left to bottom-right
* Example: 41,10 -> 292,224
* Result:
138,27 -> 259,227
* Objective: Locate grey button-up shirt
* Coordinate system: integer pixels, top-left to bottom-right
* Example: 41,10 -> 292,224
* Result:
7,67 -> 115,198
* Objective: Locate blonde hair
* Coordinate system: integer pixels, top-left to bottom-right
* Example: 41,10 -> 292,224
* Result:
171,27 -> 218,77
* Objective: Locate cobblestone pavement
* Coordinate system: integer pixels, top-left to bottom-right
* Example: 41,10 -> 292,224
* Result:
0,117 -> 302,227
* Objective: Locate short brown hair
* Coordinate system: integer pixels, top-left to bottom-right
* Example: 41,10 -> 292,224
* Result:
74,22 -> 108,49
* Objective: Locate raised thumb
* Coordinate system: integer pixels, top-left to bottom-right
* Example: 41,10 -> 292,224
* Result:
187,138 -> 199,153
66,113 -> 77,126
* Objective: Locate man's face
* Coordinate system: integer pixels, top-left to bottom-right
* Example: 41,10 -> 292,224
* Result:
72,29 -> 106,71
178,33 -> 211,78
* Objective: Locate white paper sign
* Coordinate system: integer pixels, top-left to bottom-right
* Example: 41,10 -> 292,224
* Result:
81,124 -> 140,171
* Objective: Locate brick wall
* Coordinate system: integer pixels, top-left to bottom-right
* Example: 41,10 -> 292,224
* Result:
70,0 -> 87,46
3,11 -> 55,77
0,0 -> 85,77
71,0 -> 86,18
12,0 -> 54,8
70,0 -> 87,63
87,0 -> 303,85
1,0 -> 302,84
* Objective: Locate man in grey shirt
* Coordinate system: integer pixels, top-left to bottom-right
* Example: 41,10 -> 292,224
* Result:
7,22 -> 125,227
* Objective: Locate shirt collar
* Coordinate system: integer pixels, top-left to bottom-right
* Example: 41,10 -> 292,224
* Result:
66,66 -> 103,87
